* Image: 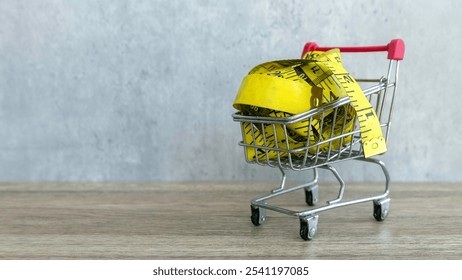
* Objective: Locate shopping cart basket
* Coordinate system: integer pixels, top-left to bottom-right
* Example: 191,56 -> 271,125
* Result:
232,39 -> 405,240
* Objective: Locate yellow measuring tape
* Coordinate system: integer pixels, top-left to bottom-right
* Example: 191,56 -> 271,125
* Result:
233,48 -> 386,160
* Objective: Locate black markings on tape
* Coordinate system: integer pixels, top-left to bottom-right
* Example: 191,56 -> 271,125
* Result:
293,66 -> 315,86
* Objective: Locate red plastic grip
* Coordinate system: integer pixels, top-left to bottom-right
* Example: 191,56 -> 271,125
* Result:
302,39 -> 405,60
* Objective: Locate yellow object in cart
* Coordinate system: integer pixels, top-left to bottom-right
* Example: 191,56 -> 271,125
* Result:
233,48 -> 386,160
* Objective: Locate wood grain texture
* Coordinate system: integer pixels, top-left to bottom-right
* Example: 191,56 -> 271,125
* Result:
0,182 -> 460,259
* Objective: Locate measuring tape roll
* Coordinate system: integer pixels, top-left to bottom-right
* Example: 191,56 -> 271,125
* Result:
234,48 -> 386,161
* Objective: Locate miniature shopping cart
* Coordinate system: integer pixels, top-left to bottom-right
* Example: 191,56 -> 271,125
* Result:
232,39 -> 405,240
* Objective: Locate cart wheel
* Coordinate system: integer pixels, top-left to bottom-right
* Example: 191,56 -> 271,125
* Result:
304,184 -> 319,206
373,198 -> 390,222
299,215 -> 319,241
250,205 -> 266,226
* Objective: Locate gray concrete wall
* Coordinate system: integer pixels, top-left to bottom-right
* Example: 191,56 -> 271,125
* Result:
0,0 -> 460,182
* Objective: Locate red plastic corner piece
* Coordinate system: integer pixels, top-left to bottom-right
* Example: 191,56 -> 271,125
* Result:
301,42 -> 318,57
387,39 -> 405,60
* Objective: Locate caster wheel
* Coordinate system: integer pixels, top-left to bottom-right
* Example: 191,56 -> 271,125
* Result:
373,198 -> 390,222
304,184 -> 319,206
250,205 -> 266,226
299,215 -> 319,241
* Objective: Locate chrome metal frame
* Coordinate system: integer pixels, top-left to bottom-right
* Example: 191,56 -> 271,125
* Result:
233,58 -> 400,240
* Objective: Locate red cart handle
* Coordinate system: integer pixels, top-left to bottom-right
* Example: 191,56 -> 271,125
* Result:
302,39 -> 405,60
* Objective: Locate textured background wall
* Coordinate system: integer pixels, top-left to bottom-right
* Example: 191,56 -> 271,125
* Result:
0,0 -> 460,182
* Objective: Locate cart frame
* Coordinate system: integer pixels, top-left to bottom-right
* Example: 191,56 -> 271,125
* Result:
232,39 -> 405,240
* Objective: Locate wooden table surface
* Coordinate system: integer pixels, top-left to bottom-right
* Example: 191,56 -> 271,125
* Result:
0,181 -> 460,259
